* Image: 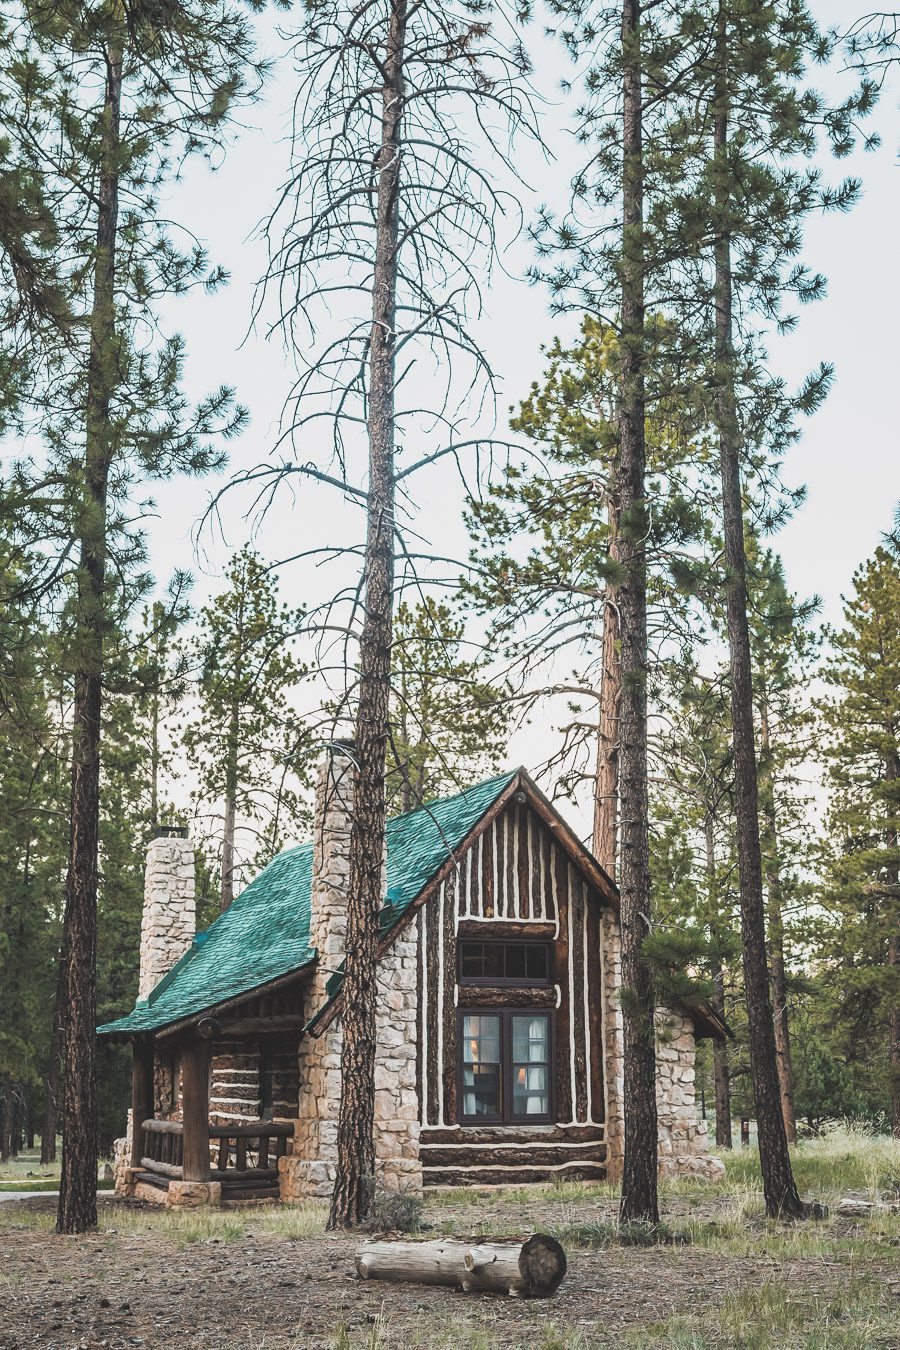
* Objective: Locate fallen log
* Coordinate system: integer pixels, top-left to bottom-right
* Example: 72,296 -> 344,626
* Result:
355,1234 -> 566,1298
836,1196 -> 900,1217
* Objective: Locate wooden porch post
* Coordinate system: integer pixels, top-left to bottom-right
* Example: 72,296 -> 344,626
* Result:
181,1037 -> 211,1182
130,1037 -> 154,1169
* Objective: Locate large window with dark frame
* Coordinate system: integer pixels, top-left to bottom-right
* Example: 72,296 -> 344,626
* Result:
458,1009 -> 552,1123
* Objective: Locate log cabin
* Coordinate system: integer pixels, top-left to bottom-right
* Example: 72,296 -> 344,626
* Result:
100,748 -> 726,1207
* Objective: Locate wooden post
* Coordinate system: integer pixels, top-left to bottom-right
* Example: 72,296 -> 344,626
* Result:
130,1037 -> 155,1169
740,1117 -> 750,1148
181,1037 -> 211,1181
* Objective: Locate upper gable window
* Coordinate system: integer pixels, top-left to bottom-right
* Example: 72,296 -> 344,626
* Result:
458,940 -> 550,986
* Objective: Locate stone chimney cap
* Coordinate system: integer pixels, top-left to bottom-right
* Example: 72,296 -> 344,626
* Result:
151,824 -> 189,840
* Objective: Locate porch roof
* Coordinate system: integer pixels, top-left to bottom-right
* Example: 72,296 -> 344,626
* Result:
98,769 -> 517,1038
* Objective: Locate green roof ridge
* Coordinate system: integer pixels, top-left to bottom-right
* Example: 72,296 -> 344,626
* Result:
98,769 -> 517,1038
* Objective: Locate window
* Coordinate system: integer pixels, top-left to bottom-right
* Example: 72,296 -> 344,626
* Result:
511,1014 -> 551,1118
459,1009 -> 552,1123
458,941 -> 550,985
461,1014 -> 502,1119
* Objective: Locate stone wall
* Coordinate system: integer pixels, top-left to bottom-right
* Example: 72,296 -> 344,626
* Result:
655,1008 -> 725,1181
139,833 -> 196,1000
279,748 -> 421,1201
599,909 -> 724,1183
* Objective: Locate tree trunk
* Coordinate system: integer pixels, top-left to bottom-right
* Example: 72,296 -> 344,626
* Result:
617,0 -> 658,1226
0,1090 -> 8,1163
593,491 -> 621,879
889,928 -> 899,1138
9,1093 -> 19,1157
759,693 -> 797,1143
220,785 -> 237,910
328,0 -> 406,1230
42,936 -> 67,1164
57,23 -> 123,1237
705,814 -> 732,1148
712,0 -> 802,1219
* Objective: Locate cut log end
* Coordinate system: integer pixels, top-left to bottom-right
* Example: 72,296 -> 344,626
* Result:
519,1233 -> 567,1296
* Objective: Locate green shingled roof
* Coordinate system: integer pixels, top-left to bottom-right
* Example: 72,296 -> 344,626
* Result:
98,769 -> 517,1038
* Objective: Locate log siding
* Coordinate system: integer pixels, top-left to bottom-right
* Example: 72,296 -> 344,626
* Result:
416,801 -> 610,1185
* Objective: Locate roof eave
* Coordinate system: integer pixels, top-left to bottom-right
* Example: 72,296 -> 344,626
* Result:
97,956 -> 317,1043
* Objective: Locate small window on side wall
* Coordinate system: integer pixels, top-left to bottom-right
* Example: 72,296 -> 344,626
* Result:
458,941 -> 550,986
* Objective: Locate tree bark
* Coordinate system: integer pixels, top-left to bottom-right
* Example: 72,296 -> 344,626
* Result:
617,0 -> 659,1226
593,491 -> 621,879
712,0 -> 802,1218
0,1090 -> 8,1163
57,20 -> 123,1236
759,692 -> 797,1143
328,0 -> 406,1230
705,814 -> 732,1148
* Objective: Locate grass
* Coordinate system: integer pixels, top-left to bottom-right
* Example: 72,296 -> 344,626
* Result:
622,1276 -> 900,1349
0,1194 -> 329,1244
0,1143 -> 113,1190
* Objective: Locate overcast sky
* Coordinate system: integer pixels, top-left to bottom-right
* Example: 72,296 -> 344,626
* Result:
142,2 -> 898,621
9,2 -> 897,838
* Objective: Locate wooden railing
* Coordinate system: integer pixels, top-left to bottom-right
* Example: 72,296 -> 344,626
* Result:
140,1118 -> 293,1184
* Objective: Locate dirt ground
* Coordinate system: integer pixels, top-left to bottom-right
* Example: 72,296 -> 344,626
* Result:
0,1192 -> 895,1350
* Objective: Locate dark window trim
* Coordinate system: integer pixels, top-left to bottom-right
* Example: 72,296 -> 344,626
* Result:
457,938 -> 552,988
456,1007 -> 554,1126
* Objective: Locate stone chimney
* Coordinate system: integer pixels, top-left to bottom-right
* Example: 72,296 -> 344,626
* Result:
138,827 -> 196,999
309,741 -> 358,973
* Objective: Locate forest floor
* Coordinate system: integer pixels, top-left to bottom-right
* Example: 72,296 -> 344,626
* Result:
0,1128 -> 897,1350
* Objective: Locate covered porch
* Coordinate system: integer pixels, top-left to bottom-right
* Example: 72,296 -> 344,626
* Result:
118,981 -> 308,1207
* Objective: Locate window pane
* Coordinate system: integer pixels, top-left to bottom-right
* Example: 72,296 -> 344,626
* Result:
460,943 -> 484,979
526,945 -> 549,980
504,944 -> 528,980
482,945 -> 503,979
511,1013 -> 549,1117
462,1014 -> 501,1117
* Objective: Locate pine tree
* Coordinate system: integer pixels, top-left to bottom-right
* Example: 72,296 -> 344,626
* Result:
466,317 -> 712,878
388,598 -> 509,813
818,536 -> 900,1135
3,0 -> 258,1232
250,0 -> 534,1228
649,668 -> 741,1149
0,543 -> 68,1166
747,547 -> 819,1145
182,548 -> 313,916
652,0 -> 872,1217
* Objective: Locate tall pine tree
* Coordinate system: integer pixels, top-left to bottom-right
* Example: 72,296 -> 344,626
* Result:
818,535 -> 900,1136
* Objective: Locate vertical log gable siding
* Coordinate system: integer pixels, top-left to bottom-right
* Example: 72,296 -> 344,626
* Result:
416,802 -> 609,1185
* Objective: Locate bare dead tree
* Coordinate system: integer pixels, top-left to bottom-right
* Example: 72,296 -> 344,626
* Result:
241,0 -> 538,1228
